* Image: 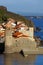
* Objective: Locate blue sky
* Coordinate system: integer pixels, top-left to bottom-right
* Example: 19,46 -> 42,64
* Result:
0,0 -> 43,16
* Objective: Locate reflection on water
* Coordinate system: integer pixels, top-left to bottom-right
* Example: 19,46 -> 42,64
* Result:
0,54 -> 4,65
0,53 -> 43,65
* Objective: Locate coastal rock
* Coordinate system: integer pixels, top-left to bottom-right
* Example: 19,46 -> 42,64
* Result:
0,6 -> 7,11
34,27 -> 41,32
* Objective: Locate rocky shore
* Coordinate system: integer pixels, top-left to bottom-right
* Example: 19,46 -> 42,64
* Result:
34,36 -> 43,47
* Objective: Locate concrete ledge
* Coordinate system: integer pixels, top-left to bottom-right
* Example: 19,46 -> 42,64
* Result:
22,48 -> 43,56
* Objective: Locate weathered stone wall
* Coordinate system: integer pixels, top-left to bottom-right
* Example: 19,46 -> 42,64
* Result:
5,37 -> 37,53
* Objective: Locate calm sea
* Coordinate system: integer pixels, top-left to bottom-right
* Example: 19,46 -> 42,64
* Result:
0,53 -> 43,65
25,16 -> 43,40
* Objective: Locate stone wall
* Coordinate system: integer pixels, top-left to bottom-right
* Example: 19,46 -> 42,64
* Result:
5,37 -> 37,53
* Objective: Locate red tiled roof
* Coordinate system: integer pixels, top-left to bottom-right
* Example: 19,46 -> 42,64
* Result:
13,31 -> 29,38
0,32 -> 5,37
13,32 -> 22,37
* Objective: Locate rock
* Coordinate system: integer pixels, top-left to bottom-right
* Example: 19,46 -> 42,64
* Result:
0,6 -> 7,11
34,27 -> 41,32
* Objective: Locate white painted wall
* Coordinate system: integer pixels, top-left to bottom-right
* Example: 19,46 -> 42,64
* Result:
29,27 -> 34,38
19,27 -> 34,40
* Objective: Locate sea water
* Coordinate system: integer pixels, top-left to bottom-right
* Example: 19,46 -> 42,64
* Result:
0,53 -> 43,65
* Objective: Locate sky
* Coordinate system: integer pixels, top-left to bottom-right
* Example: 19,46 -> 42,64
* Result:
0,0 -> 43,16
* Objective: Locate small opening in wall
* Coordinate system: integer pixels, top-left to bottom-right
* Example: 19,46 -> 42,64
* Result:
26,28 -> 29,31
